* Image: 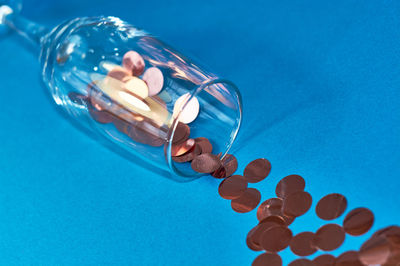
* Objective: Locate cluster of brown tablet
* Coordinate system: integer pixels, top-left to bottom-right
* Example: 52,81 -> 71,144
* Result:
357,226 -> 400,265
209,158 -> 399,265
169,122 -> 242,179
170,123 -> 215,162
282,221 -> 400,266
249,181 -> 380,266
216,158 -> 270,213
170,133 -> 400,265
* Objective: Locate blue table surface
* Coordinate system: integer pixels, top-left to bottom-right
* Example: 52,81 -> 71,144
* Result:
0,0 -> 399,265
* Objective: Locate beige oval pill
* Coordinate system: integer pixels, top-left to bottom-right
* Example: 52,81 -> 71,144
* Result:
173,93 -> 200,124
124,76 -> 149,99
98,78 -> 168,126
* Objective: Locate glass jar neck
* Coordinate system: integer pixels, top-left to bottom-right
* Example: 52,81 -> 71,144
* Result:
3,11 -> 49,48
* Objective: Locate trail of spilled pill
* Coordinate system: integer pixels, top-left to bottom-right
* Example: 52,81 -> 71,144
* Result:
216,155 -> 398,265
68,49 -> 399,266
173,135 -> 400,265
173,134 -> 398,265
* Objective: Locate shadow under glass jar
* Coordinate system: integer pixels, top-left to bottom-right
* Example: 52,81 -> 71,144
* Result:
1,6 -> 242,181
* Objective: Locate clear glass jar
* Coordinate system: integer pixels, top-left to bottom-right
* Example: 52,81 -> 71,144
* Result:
2,5 -> 242,181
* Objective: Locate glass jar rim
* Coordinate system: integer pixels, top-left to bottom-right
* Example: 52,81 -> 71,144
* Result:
165,78 -> 243,180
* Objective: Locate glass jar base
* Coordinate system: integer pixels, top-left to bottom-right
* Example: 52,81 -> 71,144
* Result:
0,0 -> 22,35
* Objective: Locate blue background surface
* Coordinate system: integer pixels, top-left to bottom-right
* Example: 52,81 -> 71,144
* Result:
0,0 -> 400,265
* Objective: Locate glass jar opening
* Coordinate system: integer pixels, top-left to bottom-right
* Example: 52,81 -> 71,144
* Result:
166,79 -> 242,179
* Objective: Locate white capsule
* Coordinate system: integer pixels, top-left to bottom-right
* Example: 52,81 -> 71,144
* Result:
173,93 -> 200,124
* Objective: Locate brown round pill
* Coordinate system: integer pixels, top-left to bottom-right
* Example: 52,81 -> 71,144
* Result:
281,215 -> 295,226
276,174 -> 306,199
259,215 -> 286,226
252,253 -> 282,266
114,116 -> 131,134
359,235 -> 391,265
248,216 -> 286,250
373,226 -> 400,259
212,154 -> 238,179
172,146 -> 194,163
172,122 -> 190,144
260,225 -> 293,252
171,138 -> 195,157
334,251 -> 363,266
231,188 -> 261,213
343,207 -> 374,236
211,166 -> 227,179
195,137 -> 213,154
172,144 -> 201,163
246,226 -> 263,251
316,193 -> 348,221
127,125 -> 146,143
282,191 -> 312,217
218,175 -> 248,200
191,153 -> 221,174
131,131 -> 153,146
257,198 -> 295,226
128,123 -> 164,147
220,154 -> 238,177
383,250 -> 400,266
374,225 -> 400,238
145,134 -> 165,147
376,226 -> 400,249
290,232 -> 317,257
122,51 -> 145,76
257,198 -> 283,221
243,158 -> 271,183
313,224 -> 345,251
313,254 -> 335,266
288,258 -> 315,266
88,103 -> 114,124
